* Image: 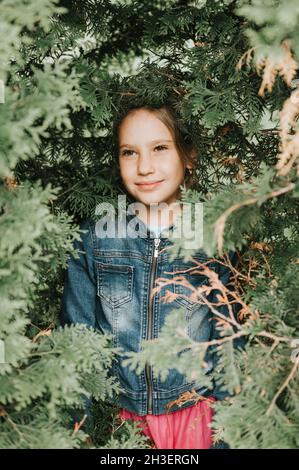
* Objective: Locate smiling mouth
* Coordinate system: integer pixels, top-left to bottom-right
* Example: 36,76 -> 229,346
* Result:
135,180 -> 164,190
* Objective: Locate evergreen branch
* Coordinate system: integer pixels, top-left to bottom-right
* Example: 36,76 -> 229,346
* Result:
215,182 -> 295,254
266,354 -> 299,416
257,331 -> 290,344
186,330 -> 246,349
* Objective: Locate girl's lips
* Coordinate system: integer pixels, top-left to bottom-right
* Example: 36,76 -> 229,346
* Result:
135,180 -> 164,190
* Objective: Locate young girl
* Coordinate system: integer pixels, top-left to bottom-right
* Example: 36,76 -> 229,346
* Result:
61,104 -> 238,449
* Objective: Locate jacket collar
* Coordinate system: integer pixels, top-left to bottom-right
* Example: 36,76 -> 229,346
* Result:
125,208 -> 175,240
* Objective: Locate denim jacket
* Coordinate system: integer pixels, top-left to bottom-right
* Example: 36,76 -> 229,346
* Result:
61,211 -> 241,416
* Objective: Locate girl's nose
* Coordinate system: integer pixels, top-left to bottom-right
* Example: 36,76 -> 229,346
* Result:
137,151 -> 155,175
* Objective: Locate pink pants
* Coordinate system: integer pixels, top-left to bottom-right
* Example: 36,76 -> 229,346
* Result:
119,396 -> 216,449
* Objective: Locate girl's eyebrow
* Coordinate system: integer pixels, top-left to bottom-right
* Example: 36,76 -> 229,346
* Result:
119,139 -> 173,149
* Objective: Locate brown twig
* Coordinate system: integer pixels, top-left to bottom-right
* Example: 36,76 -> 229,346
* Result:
71,414 -> 88,437
266,355 -> 299,416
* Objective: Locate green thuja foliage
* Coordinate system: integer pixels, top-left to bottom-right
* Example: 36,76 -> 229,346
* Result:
1,0 -> 299,449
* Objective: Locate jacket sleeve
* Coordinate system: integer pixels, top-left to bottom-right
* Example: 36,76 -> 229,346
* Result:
209,250 -> 246,400
60,218 -> 97,329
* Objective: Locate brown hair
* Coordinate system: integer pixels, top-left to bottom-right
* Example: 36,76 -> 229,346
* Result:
112,104 -> 197,191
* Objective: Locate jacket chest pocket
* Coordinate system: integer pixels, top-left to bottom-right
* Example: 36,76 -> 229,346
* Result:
172,263 -> 215,312
172,263 -> 215,353
96,262 -> 134,308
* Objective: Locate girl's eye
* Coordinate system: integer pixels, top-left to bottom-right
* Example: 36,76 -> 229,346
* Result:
120,149 -> 136,157
154,145 -> 168,151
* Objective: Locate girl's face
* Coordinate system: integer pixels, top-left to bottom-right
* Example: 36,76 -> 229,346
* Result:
118,109 -> 191,207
